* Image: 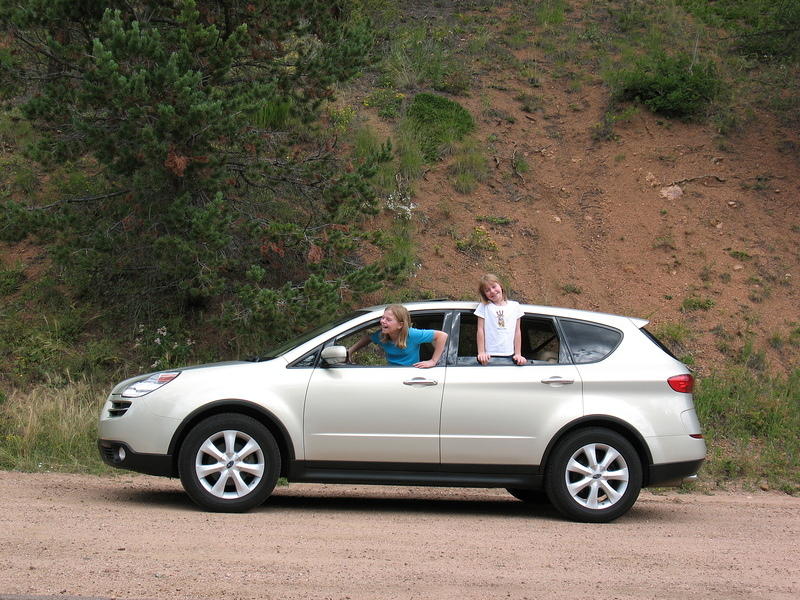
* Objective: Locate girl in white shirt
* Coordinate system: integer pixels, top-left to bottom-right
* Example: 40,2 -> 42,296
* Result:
474,274 -> 526,365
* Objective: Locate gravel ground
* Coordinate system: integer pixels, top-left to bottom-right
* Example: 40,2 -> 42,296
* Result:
1,472 -> 798,600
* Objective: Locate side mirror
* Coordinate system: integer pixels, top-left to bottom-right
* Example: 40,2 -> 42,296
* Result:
320,345 -> 347,366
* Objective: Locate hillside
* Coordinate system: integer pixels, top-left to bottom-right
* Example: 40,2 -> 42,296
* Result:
349,0 -> 800,375
1,0 -> 798,378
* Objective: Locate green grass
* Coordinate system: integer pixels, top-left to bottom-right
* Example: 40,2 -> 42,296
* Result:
695,368 -> 800,493
0,382 -> 111,473
404,93 -> 475,162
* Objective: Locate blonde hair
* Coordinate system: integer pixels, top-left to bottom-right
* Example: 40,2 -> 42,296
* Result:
381,304 -> 410,349
478,273 -> 506,303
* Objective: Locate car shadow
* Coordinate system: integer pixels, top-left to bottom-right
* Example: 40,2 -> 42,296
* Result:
262,487 -> 562,520
104,482 -> 672,523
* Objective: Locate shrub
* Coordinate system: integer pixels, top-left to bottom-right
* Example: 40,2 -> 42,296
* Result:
612,51 -> 721,118
405,93 -> 475,161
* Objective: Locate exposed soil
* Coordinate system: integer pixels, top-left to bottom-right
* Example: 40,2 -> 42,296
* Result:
353,2 -> 800,375
1,472 -> 798,600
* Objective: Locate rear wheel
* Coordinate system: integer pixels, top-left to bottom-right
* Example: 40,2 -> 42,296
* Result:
545,428 -> 642,523
178,414 -> 280,512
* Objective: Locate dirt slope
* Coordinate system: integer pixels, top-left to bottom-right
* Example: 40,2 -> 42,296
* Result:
357,3 -> 800,375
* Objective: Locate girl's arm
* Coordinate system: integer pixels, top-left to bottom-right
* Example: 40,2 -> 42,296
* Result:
476,316 -> 490,365
347,334 -> 372,363
513,318 -> 526,365
414,330 -> 448,369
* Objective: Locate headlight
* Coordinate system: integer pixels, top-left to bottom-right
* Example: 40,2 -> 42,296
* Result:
121,372 -> 181,398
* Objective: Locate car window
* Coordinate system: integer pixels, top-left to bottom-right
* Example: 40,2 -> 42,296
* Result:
559,319 -> 622,364
332,312 -> 446,367
454,312 -> 562,365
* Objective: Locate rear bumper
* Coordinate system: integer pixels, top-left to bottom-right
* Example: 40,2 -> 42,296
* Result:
98,439 -> 175,477
647,458 -> 704,487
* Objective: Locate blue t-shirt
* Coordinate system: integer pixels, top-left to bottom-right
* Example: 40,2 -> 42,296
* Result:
370,327 -> 436,366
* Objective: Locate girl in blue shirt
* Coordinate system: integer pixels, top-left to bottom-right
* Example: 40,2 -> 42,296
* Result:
347,304 -> 448,368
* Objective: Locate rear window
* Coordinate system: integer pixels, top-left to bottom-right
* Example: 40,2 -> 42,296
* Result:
559,319 -> 622,364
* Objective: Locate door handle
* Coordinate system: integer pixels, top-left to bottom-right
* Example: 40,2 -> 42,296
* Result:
403,377 -> 438,387
541,376 -> 574,385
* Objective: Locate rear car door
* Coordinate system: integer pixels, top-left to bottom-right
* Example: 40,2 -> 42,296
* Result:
440,311 -> 583,465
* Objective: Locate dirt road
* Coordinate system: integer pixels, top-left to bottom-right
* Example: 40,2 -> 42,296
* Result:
1,472 -> 798,600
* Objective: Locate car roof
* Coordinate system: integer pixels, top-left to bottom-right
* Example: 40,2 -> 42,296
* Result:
362,300 -> 649,329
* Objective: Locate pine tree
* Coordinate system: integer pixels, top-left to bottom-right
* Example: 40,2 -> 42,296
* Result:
1,0 -> 389,350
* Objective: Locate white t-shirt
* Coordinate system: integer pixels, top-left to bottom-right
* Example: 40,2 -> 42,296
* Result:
474,300 -> 524,355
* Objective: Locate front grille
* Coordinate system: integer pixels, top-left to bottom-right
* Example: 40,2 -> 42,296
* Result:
108,399 -> 132,417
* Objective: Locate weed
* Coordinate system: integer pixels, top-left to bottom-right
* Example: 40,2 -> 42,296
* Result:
477,215 -> 514,226
561,283 -> 582,295
0,265 -> 25,296
611,51 -> 721,118
363,88 -> 405,119
728,250 -> 753,262
449,138 -> 489,194
681,296 -> 715,312
455,226 -> 497,257
515,92 -> 544,113
653,234 -> 676,251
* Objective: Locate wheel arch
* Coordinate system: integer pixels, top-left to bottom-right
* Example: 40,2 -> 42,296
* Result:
168,400 -> 295,479
540,415 -> 654,486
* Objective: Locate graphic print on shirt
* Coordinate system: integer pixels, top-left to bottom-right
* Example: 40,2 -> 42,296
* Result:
496,309 -> 505,329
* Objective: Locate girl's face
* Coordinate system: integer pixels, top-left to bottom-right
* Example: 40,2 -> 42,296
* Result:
483,282 -> 504,304
380,309 -> 405,338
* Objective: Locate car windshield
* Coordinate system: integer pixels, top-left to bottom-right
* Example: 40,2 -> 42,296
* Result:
251,310 -> 370,360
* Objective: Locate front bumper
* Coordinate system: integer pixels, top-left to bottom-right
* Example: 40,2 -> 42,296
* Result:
98,440 -> 175,477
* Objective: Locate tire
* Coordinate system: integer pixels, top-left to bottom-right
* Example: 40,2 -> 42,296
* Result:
178,414 -> 280,512
506,488 -> 549,505
545,428 -> 642,523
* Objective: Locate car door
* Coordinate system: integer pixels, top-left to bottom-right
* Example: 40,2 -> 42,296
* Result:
303,311 -> 449,463
440,312 -> 583,466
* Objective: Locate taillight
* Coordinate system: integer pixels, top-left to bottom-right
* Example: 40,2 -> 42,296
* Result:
668,374 -> 694,393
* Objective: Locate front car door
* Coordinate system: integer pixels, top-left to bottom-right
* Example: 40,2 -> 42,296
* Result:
303,311 -> 449,464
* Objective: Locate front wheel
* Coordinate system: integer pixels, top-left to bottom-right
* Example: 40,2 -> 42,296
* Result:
545,428 -> 642,523
178,414 -> 280,512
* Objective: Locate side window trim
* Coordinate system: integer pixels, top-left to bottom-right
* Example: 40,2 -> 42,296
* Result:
451,310 -> 564,366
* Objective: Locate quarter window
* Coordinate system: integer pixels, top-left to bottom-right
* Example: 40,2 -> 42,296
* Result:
559,319 -> 621,364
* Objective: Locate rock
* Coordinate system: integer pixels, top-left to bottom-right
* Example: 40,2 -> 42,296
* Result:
659,185 -> 683,200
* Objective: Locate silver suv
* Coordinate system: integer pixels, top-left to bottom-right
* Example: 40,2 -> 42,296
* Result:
98,301 -> 705,522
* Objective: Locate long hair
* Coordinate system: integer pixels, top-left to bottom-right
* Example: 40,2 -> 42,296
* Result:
381,304 -> 410,349
478,273 -> 506,303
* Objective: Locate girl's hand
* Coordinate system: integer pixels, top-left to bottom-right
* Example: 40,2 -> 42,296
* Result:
414,359 -> 438,369
477,352 -> 491,365
513,354 -> 527,366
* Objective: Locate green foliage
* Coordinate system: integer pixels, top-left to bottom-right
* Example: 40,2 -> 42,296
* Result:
681,296 -> 715,312
455,226 -> 497,257
379,25 -> 471,95
0,264 -> 25,296
448,138 -> 489,194
404,93 -> 475,162
2,0 -> 391,358
612,51 -> 721,118
695,368 -> 800,489
677,0 -> 800,61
